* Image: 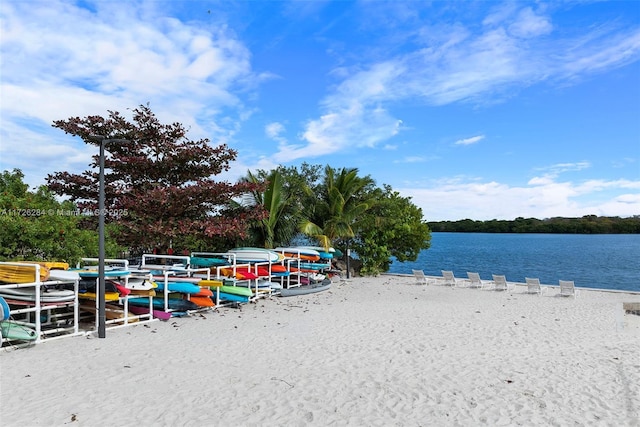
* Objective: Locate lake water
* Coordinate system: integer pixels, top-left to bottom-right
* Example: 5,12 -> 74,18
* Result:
388,233 -> 640,292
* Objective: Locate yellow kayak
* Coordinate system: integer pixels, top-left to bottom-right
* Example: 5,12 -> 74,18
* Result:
0,263 -> 50,283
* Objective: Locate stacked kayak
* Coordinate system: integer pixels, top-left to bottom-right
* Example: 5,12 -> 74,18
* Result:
0,263 -> 50,283
0,286 -> 76,303
280,279 -> 332,297
1,320 -> 38,341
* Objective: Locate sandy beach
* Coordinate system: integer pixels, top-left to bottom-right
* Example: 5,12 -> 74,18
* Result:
1,275 -> 639,426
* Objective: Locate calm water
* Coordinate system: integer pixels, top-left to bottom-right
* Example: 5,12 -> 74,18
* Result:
388,233 -> 640,292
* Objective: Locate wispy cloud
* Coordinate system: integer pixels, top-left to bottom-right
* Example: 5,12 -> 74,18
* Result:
265,122 -> 287,145
455,135 -> 485,146
395,156 -> 426,164
271,4 -> 640,162
534,161 -> 591,175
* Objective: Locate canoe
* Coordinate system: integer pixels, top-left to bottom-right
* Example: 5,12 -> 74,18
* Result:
0,263 -> 49,283
189,256 -> 230,268
74,268 -> 131,278
199,279 -> 224,288
151,274 -> 200,283
216,292 -> 250,303
127,297 -> 199,312
290,261 -> 331,271
48,269 -> 80,281
112,282 -> 131,296
295,246 -> 335,259
218,285 -> 253,297
125,277 -> 156,290
15,261 -> 69,272
127,288 -> 156,297
78,291 -> 120,301
193,287 -> 213,297
187,295 -> 215,307
127,305 -> 171,320
275,247 -> 321,261
268,281 -> 283,290
220,267 -> 259,280
0,287 -> 76,303
279,279 -> 332,297
226,248 -> 283,263
154,281 -> 202,294
1,320 -> 38,341
222,266 -> 273,278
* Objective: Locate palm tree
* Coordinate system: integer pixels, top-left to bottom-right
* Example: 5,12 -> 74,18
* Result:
242,169 -> 296,248
300,166 -> 373,250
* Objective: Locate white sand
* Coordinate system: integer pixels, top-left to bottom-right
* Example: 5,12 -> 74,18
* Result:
1,275 -> 639,426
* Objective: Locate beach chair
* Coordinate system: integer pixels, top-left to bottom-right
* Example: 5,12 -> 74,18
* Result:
491,274 -> 512,291
525,277 -> 544,295
466,272 -> 484,289
440,270 -> 457,287
558,280 -> 578,298
412,269 -> 429,285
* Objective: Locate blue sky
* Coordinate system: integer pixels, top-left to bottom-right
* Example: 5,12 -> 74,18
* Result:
1,1 -> 639,221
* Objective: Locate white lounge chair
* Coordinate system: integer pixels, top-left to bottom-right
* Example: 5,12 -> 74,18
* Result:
491,274 -> 512,291
558,280 -> 578,298
525,277 -> 544,295
441,270 -> 457,287
412,269 -> 429,285
466,272 -> 484,289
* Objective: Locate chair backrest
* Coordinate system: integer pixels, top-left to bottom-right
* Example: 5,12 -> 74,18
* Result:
525,277 -> 541,293
441,270 -> 455,286
412,269 -> 427,284
559,280 -> 576,297
492,274 -> 508,291
467,272 -> 481,286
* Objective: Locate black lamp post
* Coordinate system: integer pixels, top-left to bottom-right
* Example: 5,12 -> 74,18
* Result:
89,135 -> 128,338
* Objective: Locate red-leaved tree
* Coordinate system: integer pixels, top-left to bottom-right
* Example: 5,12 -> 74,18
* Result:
47,105 -> 266,255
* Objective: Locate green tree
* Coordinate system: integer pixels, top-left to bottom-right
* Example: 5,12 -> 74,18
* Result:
352,185 -> 431,275
240,169 -> 298,248
0,169 -> 106,264
299,166 -> 374,250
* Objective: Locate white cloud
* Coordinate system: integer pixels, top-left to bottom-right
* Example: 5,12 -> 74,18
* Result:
269,4 -> 640,163
399,176 -> 640,221
534,162 -> 592,179
508,7 -> 553,39
273,103 -> 403,163
0,0 -> 259,188
395,156 -> 426,164
455,135 -> 485,146
265,122 -> 285,139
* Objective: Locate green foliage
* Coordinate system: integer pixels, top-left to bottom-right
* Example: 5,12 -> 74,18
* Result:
352,185 -> 431,275
428,215 -> 640,234
299,166 -> 375,249
0,169 -> 114,264
254,164 -> 431,275
240,169 -> 299,248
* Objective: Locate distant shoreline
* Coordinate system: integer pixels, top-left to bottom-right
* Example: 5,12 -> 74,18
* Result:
428,215 -> 640,234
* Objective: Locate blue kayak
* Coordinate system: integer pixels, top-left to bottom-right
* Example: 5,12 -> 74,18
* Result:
154,281 -> 201,294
